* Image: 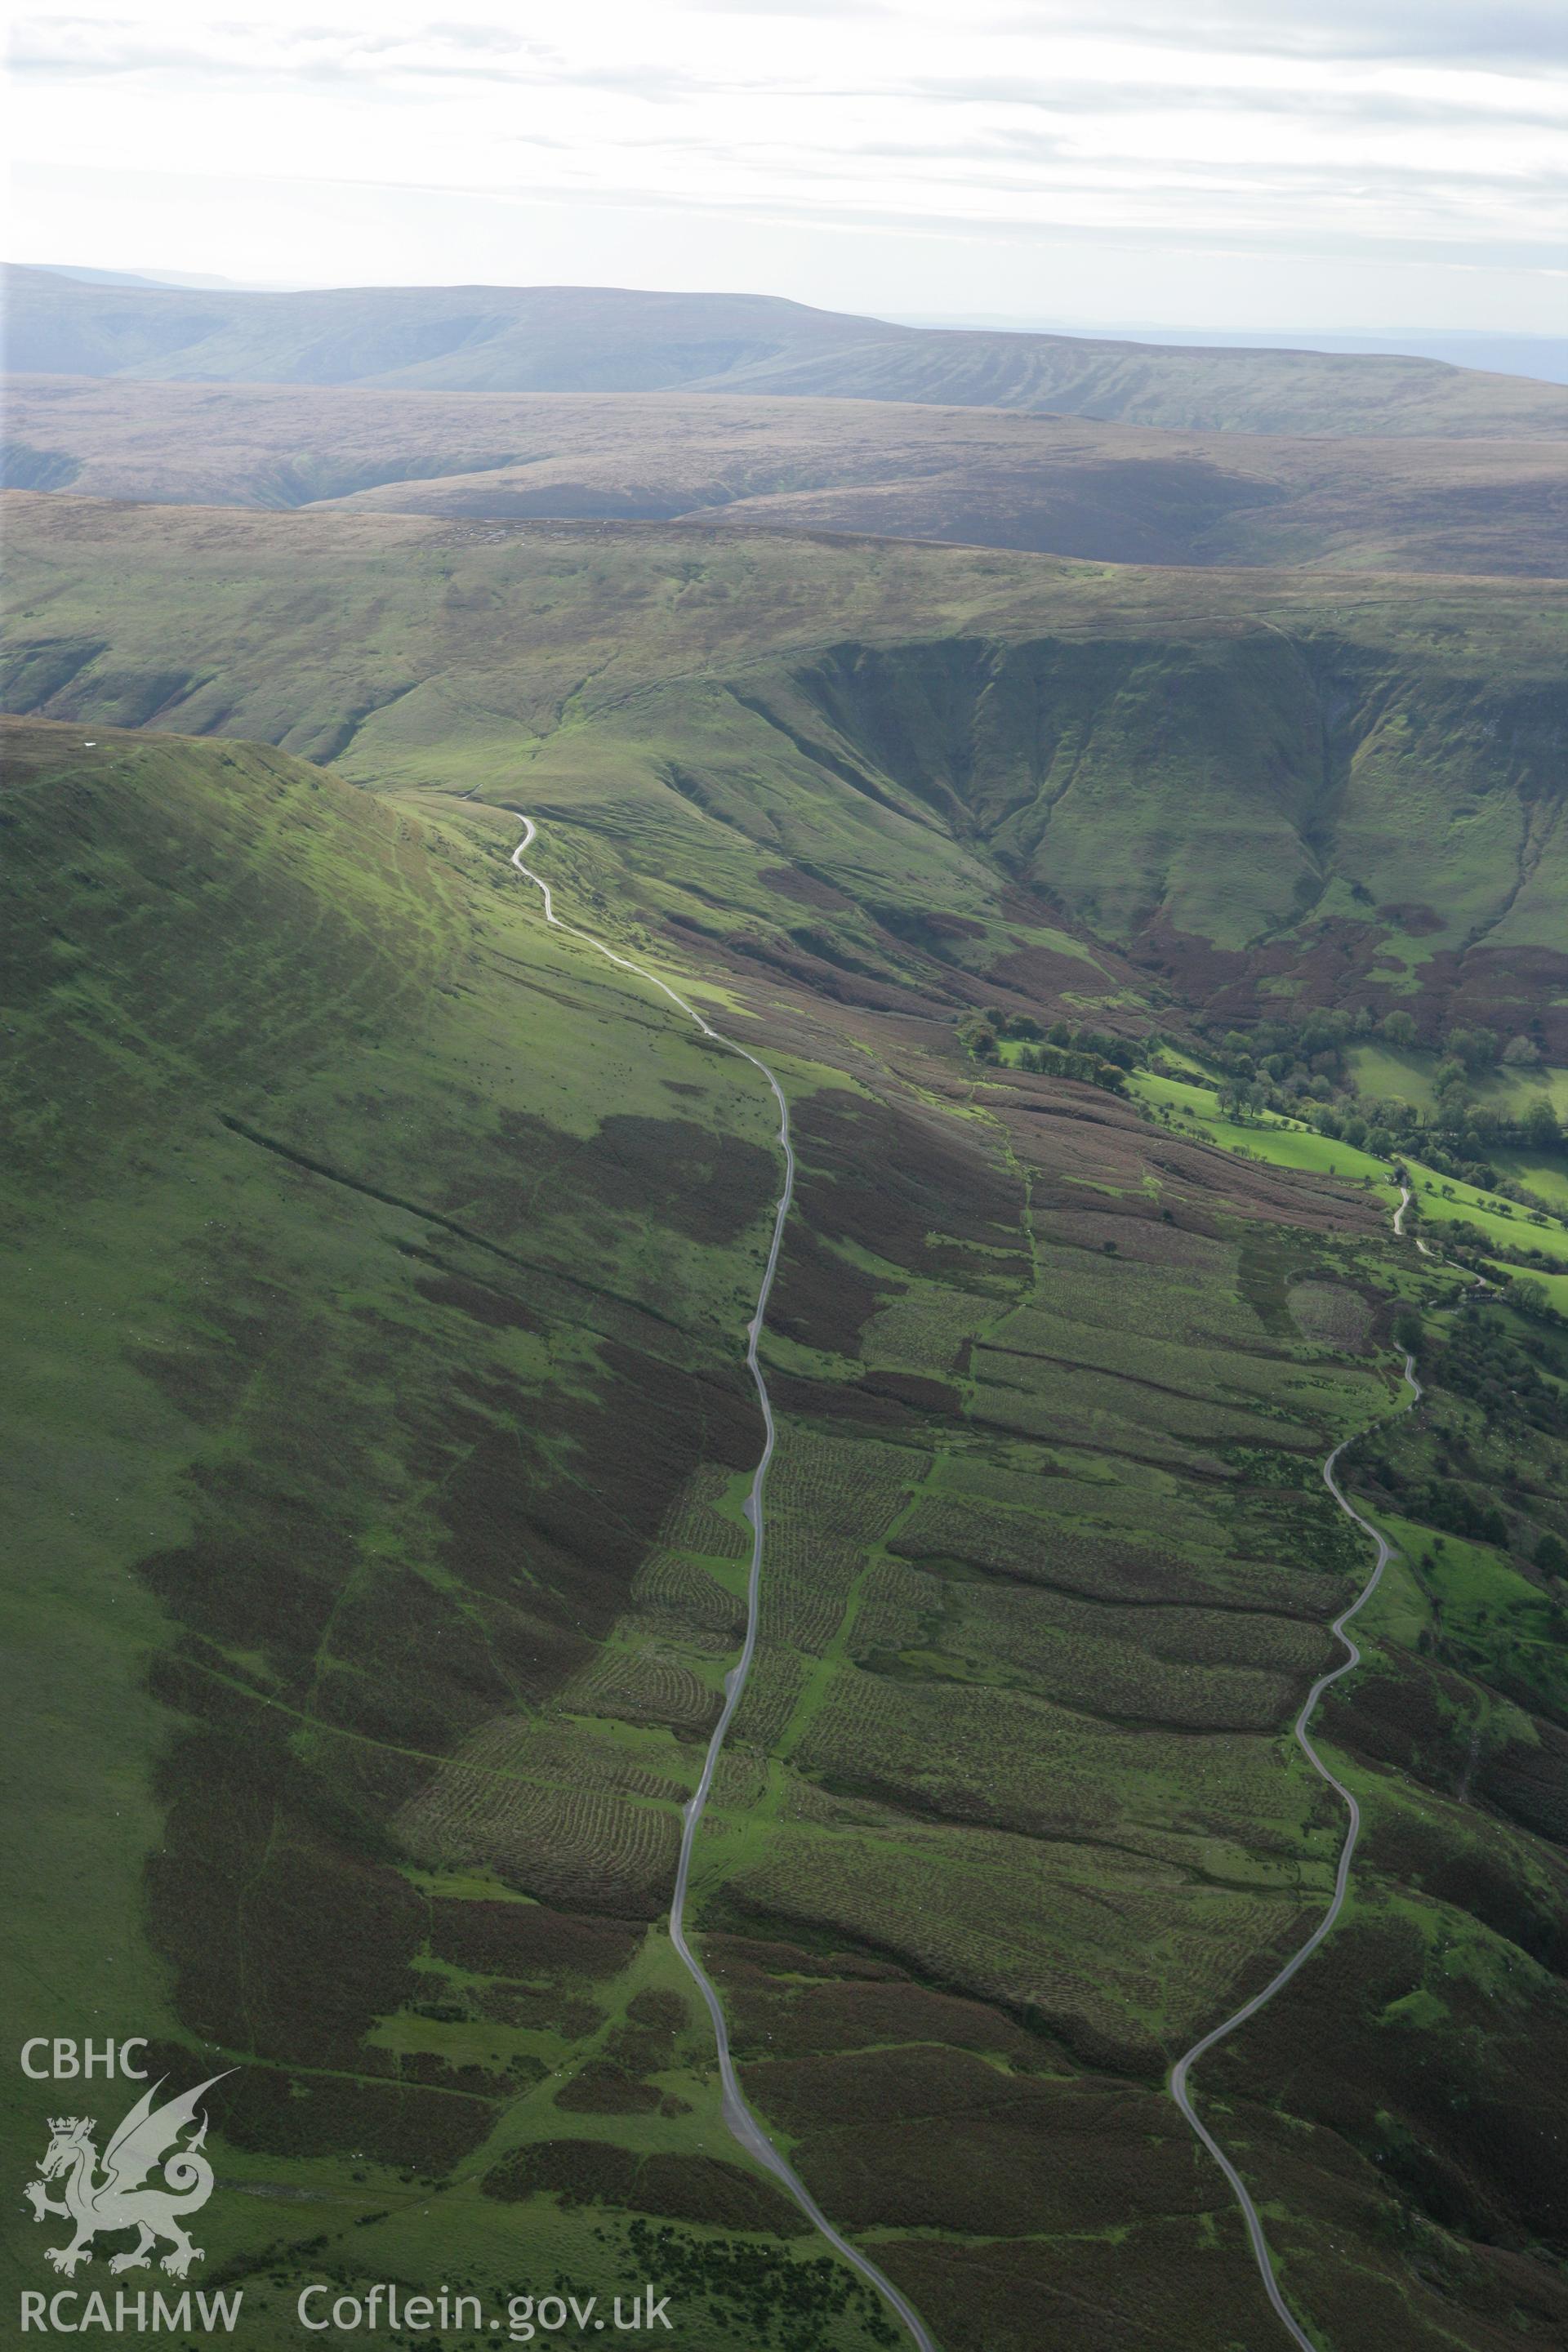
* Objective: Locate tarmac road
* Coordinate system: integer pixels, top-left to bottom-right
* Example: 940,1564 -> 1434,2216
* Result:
507,814 -> 939,2352
1169,1183 -> 1425,2347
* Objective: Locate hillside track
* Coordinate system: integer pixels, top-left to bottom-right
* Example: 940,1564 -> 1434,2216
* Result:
1169,1187 -> 1424,2348
504,813 -> 940,2352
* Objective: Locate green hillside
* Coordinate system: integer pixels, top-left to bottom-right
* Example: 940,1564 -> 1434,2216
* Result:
3,489 -> 1568,2351
5,494 -> 1565,1055
9,374 -> 1568,577
9,266 -> 1568,438
1,718 -> 854,2348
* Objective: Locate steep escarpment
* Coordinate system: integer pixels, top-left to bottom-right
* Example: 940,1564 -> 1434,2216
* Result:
612,624 -> 1568,1050
6,497 -> 1562,1054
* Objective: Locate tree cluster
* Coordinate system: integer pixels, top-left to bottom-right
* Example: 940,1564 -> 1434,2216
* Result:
1188,1004 -> 1562,1196
957,1009 -> 1140,1096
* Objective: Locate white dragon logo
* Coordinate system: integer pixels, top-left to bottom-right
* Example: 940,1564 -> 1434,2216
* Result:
24,2074 -> 229,2278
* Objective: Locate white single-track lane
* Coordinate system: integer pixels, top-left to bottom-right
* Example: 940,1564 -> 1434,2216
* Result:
506,814 -> 939,2352
1169,1183 -> 1424,2348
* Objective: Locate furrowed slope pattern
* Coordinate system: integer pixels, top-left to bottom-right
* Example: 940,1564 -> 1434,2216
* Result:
506,811 -> 938,2352
1170,1189 -> 1426,2348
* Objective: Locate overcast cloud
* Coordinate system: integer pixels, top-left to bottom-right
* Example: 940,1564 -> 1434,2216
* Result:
7,1 -> 1565,328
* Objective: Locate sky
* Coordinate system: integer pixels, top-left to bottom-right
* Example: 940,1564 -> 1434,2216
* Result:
6,1 -> 1566,330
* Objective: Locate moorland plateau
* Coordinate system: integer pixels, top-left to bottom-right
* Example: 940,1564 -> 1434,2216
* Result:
7,374 -> 1568,577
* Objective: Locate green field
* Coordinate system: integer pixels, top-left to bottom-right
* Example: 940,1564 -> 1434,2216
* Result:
1348,1041 -> 1568,1118
1134,1070 -> 1401,1184
1134,1069 -> 1568,1321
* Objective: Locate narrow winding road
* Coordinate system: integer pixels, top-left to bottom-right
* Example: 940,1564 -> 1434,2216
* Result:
1169,1183 -> 1424,2348
506,813 -> 1432,2350
506,816 -> 939,2352
1394,1183 -> 1429,1254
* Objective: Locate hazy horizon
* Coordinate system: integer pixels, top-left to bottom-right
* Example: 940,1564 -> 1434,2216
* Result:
7,1 -> 1566,337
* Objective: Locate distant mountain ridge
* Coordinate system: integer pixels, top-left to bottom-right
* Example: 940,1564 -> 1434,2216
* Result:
24,264 -> 255,291
894,318 -> 1568,387
7,266 -> 1566,439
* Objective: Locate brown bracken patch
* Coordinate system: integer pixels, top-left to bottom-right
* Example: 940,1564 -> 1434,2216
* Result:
430,1898 -> 642,1982
555,2061 -> 661,2114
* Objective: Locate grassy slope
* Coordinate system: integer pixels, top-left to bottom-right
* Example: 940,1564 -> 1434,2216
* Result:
4,492 -> 1568,2350
10,376 -> 1568,577
2,720 -> 891,2349
5,494 -> 1566,1057
3,695 -> 1567,2351
8,268 -> 1568,437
